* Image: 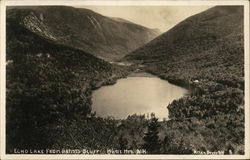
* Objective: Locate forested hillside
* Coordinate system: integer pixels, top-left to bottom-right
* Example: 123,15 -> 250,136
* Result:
125,6 -> 245,154
6,11 -> 129,151
7,6 -> 160,61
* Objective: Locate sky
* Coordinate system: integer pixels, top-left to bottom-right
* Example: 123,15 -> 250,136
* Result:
77,6 -> 213,32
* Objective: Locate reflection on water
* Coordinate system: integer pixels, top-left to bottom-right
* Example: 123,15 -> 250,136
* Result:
92,74 -> 187,120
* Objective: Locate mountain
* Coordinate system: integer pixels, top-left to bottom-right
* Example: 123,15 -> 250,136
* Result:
7,6 -> 160,61
6,8 -> 128,151
125,6 -> 244,87
125,6 -> 245,153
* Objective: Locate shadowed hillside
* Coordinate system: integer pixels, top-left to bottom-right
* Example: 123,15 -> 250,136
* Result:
7,6 -> 160,61
6,10 -> 129,151
126,6 -> 243,65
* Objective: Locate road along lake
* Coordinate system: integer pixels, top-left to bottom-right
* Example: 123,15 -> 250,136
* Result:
92,72 -> 188,120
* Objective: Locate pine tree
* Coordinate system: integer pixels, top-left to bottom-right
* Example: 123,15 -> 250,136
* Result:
143,113 -> 161,154
118,135 -> 128,152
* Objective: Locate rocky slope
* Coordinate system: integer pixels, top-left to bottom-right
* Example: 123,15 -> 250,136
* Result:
7,6 -> 160,61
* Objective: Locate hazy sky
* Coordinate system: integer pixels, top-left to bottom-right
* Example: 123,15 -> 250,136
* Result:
77,6 -> 213,32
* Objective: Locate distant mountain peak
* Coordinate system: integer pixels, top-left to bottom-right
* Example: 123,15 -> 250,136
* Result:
111,17 -> 133,24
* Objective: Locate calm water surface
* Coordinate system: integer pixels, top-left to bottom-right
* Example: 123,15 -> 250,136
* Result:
92,73 -> 187,120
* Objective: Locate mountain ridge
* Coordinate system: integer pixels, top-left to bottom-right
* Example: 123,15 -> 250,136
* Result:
125,6 -> 243,63
7,6 -> 161,61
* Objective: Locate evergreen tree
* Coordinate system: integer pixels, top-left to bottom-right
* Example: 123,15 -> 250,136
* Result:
161,134 -> 172,153
118,135 -> 128,152
161,135 -> 193,154
143,113 -> 161,154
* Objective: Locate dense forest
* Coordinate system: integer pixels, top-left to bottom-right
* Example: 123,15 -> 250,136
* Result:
125,6 -> 245,154
6,6 -> 245,154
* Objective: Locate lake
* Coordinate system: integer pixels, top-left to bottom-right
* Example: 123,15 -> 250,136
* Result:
92,73 -> 188,120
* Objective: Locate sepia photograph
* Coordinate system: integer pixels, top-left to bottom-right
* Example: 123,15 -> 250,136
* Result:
0,0 -> 249,159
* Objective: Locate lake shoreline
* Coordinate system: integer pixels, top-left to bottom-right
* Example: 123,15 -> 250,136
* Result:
128,71 -> 156,77
91,71 -> 188,120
